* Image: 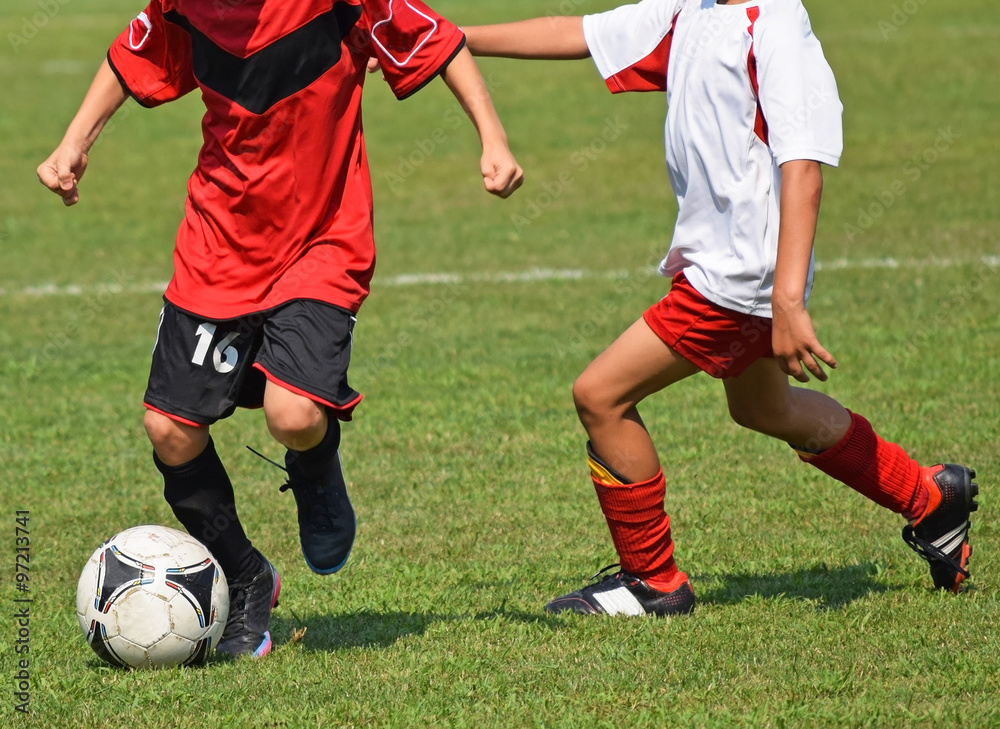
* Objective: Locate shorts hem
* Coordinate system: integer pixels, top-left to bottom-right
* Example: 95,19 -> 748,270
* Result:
253,363 -> 363,421
641,273 -> 772,380
142,403 -> 210,428
641,309 -> 727,379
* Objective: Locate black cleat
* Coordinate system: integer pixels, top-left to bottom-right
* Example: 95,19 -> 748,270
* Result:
545,566 -> 695,617
902,464 -> 979,593
217,551 -> 280,658
280,451 -> 356,575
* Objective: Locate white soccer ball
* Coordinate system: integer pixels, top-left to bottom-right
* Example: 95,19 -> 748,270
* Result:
76,525 -> 229,669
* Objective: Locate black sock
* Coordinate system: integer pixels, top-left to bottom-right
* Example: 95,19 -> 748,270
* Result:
288,416 -> 342,482
154,437 -> 262,581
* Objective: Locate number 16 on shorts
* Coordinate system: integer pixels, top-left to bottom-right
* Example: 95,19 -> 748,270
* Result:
144,302 -> 264,425
192,322 -> 240,374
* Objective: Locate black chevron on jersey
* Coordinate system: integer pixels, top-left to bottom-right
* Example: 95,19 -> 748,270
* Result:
163,3 -> 363,115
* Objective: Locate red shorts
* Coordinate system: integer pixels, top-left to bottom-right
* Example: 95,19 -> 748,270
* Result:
642,273 -> 773,379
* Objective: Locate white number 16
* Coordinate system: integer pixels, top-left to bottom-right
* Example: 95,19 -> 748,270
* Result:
192,323 -> 239,374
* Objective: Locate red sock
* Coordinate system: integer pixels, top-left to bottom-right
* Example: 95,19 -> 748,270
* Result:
592,469 -> 683,592
797,411 -> 925,517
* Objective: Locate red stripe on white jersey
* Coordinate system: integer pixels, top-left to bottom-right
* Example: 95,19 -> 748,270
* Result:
605,11 -> 680,94
746,7 -> 769,146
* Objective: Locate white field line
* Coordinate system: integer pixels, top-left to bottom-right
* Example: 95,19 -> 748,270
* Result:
1,255 -> 997,298
821,26 -> 1000,42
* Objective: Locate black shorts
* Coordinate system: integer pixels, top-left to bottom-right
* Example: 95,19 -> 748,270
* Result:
144,299 -> 362,427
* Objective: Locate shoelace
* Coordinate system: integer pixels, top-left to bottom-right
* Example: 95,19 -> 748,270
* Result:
246,445 -> 288,473
249,445 -> 340,529
221,583 -> 251,637
589,563 -> 624,582
278,481 -> 338,530
901,523 -> 971,578
247,444 -> 309,502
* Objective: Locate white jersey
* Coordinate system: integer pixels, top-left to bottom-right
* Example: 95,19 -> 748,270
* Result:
583,0 -> 843,316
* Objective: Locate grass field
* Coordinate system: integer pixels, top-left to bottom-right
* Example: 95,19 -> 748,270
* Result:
2,0 -> 999,726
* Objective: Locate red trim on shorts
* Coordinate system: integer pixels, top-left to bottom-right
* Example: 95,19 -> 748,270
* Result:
642,272 -> 773,379
142,403 -> 207,428
252,363 -> 362,421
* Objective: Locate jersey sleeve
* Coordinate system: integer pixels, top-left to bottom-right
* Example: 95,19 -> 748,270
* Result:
753,5 -> 843,167
107,1 -> 196,107
582,0 -> 682,94
357,0 -> 466,100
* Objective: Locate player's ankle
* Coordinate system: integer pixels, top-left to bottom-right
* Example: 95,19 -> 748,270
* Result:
643,569 -> 688,594
904,465 -> 944,523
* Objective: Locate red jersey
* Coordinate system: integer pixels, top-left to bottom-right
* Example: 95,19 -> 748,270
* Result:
107,0 -> 465,319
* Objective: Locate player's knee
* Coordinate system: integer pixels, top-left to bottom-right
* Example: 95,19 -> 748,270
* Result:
573,372 -> 611,425
143,410 -> 208,465
728,400 -> 758,431
727,399 -> 784,434
264,397 -> 325,450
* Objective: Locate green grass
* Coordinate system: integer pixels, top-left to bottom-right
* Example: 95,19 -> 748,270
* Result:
2,1 -> 999,726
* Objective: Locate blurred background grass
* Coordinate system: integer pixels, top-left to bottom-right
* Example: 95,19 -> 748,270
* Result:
1,1 -> 998,726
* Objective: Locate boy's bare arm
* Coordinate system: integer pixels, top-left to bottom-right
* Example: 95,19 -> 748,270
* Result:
464,17 -> 589,60
771,159 -> 838,383
440,47 -> 524,198
37,59 -> 129,206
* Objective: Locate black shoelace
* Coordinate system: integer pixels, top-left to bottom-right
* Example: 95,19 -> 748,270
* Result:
246,445 -> 288,474
901,523 -> 970,578
249,445 -> 340,529
221,583 -> 251,637
589,563 -> 623,582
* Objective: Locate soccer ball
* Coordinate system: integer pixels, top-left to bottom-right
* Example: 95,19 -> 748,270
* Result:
76,525 -> 229,669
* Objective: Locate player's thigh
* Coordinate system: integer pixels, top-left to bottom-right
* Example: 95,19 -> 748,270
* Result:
575,317 -> 700,412
255,300 -> 363,423
261,380 -> 325,441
